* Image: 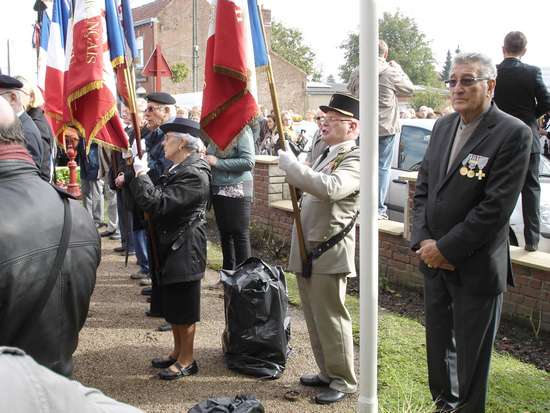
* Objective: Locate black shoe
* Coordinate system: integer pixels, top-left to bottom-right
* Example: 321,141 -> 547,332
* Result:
113,246 -> 126,253
157,322 -> 172,332
300,374 -> 329,387
100,230 -> 116,237
525,244 -> 538,252
158,360 -> 198,380
314,388 -> 346,405
141,287 -> 152,296
146,310 -> 162,318
151,356 -> 177,369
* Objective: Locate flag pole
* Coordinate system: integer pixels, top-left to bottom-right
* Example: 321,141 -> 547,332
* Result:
123,60 -> 143,158
358,0 -> 379,412
256,4 -> 307,263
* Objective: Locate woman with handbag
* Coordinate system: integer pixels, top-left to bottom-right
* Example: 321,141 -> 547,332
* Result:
124,118 -> 211,380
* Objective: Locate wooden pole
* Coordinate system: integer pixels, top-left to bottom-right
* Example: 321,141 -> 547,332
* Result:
123,61 -> 143,158
257,5 -> 307,263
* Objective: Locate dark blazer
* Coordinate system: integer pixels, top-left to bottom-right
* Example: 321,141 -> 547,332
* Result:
27,107 -> 55,180
411,103 -> 532,295
18,112 -> 44,169
494,57 -> 550,153
128,153 -> 211,285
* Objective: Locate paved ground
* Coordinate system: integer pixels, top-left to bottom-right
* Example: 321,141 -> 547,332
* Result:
73,238 -> 359,412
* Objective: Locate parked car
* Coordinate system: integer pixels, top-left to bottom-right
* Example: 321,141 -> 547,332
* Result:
385,118 -> 550,248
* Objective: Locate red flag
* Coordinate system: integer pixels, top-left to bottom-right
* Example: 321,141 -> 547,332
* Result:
200,0 -> 259,151
64,0 -> 128,151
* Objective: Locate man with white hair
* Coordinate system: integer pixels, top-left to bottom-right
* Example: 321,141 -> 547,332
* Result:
411,52 -> 532,412
0,74 -> 43,172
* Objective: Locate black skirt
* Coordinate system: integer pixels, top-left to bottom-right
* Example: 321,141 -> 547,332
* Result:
160,280 -> 201,325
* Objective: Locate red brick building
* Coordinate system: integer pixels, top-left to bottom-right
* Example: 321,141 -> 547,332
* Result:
132,0 -> 307,113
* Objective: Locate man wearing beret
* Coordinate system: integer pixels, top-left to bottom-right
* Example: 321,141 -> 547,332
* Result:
0,74 -> 44,173
278,93 -> 360,405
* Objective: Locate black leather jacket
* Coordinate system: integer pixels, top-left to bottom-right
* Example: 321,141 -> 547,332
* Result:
128,153 -> 211,285
0,158 -> 100,376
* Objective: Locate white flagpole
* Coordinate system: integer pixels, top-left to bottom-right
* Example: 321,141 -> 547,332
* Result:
358,0 -> 379,412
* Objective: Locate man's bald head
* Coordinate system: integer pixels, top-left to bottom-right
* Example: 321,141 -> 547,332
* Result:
0,97 -> 24,146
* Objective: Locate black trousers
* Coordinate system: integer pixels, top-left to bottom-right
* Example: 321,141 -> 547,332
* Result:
424,271 -> 503,413
521,152 -> 540,246
212,195 -> 252,270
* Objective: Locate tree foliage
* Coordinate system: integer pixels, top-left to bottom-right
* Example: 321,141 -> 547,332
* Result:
338,12 -> 442,87
441,50 -> 452,81
170,63 -> 189,83
271,21 -> 321,80
338,32 -> 359,83
410,90 -> 448,112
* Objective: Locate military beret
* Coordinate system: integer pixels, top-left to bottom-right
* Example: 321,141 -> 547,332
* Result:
320,93 -> 360,120
160,117 -> 203,138
0,74 -> 23,90
146,92 -> 175,105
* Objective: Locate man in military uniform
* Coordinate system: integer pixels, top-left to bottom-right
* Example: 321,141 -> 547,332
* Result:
278,93 -> 360,405
0,74 -> 44,173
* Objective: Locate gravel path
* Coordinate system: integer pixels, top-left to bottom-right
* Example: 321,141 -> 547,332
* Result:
73,239 -> 359,412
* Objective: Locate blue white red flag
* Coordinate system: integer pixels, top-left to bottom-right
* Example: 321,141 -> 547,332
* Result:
65,0 -> 128,151
120,0 -> 138,59
247,0 -> 268,68
37,0 -> 70,143
201,0 -> 266,151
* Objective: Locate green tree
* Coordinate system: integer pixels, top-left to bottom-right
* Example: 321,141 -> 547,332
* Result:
441,49 -> 452,81
338,32 -> 358,83
170,62 -> 189,83
271,21 -> 321,80
338,12 -> 441,87
410,90 -> 448,112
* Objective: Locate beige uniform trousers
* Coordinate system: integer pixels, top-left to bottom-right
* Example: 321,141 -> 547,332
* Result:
297,273 -> 357,393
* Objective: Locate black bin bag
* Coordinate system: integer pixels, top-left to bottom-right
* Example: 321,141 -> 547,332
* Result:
188,394 -> 264,413
220,257 -> 291,379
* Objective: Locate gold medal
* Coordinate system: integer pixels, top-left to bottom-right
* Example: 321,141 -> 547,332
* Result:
467,170 -> 475,178
460,166 -> 468,176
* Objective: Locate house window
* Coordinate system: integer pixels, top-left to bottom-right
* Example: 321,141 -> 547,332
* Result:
136,36 -> 144,68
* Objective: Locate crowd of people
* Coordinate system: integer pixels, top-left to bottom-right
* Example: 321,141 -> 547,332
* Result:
0,28 -> 549,413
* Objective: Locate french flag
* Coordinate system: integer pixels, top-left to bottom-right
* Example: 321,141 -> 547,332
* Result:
200,0 -> 268,151
37,0 -> 70,143
65,0 -> 128,151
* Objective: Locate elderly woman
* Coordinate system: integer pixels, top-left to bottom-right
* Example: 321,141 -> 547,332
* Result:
125,118 -> 210,380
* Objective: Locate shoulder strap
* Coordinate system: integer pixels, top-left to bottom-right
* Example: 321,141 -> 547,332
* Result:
10,197 -> 72,344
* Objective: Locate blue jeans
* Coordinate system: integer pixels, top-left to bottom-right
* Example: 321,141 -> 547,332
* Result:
133,229 -> 149,274
379,134 -> 395,216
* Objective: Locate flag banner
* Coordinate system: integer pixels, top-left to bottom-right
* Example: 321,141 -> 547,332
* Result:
37,0 -> 70,144
105,0 -> 131,105
120,0 -> 138,59
65,0 -> 128,151
247,0 -> 268,68
200,0 -> 261,151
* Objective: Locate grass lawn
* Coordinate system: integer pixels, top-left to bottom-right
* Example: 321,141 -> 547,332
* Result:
206,243 -> 550,413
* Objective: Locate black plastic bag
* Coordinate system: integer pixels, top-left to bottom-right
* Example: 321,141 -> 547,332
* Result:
188,394 -> 264,413
220,257 -> 290,379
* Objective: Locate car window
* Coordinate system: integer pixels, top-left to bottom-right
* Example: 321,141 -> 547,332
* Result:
398,126 -> 431,171
540,155 -> 550,177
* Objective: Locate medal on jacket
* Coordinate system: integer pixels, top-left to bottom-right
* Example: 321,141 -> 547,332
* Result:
475,156 -> 488,180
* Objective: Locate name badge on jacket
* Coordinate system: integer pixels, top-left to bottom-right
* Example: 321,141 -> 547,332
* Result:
459,154 -> 489,181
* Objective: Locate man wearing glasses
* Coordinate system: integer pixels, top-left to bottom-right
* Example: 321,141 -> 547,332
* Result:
411,53 -> 532,412
0,75 -> 43,174
278,93 -> 359,405
494,31 -> 550,252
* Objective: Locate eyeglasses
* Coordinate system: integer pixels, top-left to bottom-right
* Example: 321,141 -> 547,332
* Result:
444,77 -> 490,88
145,105 -> 162,113
322,118 -> 353,125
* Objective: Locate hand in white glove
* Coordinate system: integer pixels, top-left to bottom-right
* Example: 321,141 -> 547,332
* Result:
122,139 -> 147,160
133,153 -> 150,176
277,142 -> 298,171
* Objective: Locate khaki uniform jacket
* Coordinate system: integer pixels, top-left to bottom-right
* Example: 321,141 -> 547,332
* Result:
286,140 -> 360,276
379,58 -> 414,136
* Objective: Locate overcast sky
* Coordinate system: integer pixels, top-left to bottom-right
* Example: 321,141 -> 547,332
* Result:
1,0 -> 549,82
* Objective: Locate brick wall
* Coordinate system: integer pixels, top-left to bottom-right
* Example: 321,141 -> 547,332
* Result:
250,158 -> 550,332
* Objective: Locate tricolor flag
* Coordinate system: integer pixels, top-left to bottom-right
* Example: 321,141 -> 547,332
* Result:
200,0 -> 269,151
37,0 -> 70,143
65,0 -> 128,151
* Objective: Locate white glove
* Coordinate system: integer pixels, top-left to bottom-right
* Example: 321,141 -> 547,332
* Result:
122,139 -> 147,160
277,142 -> 298,171
133,152 -> 149,176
